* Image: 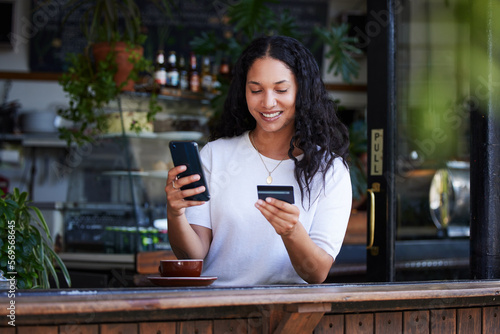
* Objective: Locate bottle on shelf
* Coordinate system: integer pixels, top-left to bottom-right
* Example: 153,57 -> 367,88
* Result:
211,63 -> 221,94
219,56 -> 231,81
178,56 -> 189,91
189,52 -> 200,93
167,51 -> 179,88
201,56 -> 212,92
154,50 -> 167,88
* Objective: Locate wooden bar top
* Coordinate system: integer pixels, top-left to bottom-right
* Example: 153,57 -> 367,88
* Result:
2,280 -> 500,333
2,280 -> 499,325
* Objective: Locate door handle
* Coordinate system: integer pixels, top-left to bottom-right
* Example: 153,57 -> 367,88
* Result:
367,183 -> 380,250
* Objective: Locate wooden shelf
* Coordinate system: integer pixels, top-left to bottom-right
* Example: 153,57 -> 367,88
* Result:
0,71 -> 61,81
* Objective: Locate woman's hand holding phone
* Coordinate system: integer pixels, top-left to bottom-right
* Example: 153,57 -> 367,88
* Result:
169,141 -> 210,202
165,164 -> 213,261
165,165 -> 207,217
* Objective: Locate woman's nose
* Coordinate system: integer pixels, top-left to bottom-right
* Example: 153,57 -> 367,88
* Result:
262,92 -> 277,109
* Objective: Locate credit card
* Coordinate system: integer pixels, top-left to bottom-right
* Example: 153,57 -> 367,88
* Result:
257,185 -> 295,204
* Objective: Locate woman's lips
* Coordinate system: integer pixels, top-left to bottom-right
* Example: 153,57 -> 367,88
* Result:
260,111 -> 283,120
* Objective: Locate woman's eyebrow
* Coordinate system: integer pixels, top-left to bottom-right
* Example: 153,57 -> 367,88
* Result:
247,80 -> 290,85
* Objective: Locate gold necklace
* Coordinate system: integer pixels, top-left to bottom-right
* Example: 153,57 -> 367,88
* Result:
249,132 -> 287,184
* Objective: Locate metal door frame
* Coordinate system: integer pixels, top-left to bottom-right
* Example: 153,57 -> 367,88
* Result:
365,0 -> 397,282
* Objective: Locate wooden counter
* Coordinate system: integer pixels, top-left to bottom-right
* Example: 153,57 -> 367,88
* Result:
1,280 -> 499,333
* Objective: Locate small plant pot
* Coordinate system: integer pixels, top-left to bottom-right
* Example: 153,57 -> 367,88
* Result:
93,42 -> 144,91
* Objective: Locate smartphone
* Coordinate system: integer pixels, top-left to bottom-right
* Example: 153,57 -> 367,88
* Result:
257,185 -> 295,204
169,141 -> 210,201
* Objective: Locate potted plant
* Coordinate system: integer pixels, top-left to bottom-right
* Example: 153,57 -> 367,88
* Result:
57,0 -> 165,146
64,0 -> 148,90
0,188 -> 71,289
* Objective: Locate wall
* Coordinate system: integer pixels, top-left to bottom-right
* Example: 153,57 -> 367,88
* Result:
0,0 -> 69,206
0,1 -> 68,111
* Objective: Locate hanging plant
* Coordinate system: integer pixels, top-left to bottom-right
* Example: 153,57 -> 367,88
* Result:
57,0 -> 173,146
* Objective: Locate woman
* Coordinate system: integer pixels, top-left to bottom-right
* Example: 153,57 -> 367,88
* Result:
165,35 -> 352,286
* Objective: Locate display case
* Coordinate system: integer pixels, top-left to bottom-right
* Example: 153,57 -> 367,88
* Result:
62,93 -> 211,255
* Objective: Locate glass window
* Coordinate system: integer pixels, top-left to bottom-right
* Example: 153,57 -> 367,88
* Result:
388,0 -> 472,281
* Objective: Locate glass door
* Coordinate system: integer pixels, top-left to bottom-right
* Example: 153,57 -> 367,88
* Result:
366,0 -> 471,282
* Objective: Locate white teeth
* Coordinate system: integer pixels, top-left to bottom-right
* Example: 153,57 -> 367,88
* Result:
262,111 -> 281,118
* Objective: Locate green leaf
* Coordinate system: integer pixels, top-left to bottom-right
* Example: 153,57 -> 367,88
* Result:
42,255 -> 55,289
17,278 -> 30,289
228,0 -> 276,39
38,231 -> 45,268
27,232 -> 38,249
190,31 -> 229,56
46,245 -> 71,288
17,191 -> 28,207
314,23 -> 362,83
15,232 -> 24,244
5,198 -> 18,207
269,9 -> 301,39
3,199 -> 19,220
16,265 -> 26,275
27,224 -> 41,243
30,205 -> 54,243
32,261 -> 45,272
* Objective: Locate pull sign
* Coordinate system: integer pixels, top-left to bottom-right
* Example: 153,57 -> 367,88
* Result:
370,129 -> 384,176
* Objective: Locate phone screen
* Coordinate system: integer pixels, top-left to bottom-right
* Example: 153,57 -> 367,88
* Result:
169,141 -> 210,201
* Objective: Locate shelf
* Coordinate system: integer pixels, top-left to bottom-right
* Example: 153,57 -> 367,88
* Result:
0,71 -> 61,81
0,131 -> 205,148
102,170 -> 168,178
58,252 -> 135,270
0,133 -> 68,147
101,89 -> 214,105
62,202 -> 138,211
100,131 -> 204,141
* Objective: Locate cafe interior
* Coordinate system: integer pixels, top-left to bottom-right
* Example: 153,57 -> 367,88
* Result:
0,0 -> 499,333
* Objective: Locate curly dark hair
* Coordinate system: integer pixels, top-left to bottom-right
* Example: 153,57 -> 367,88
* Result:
210,35 -> 350,204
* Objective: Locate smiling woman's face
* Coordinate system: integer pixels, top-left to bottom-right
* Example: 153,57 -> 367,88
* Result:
245,57 -> 298,135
